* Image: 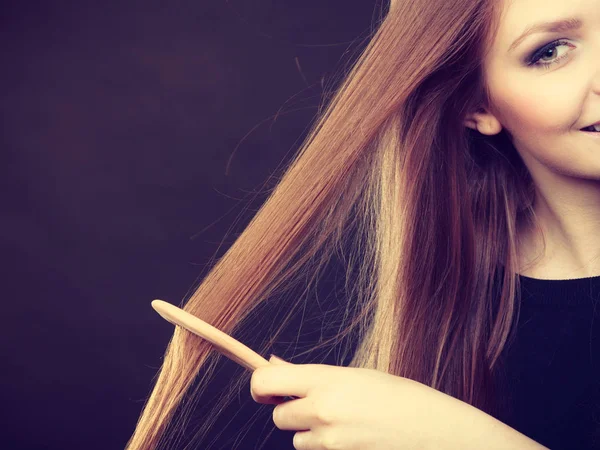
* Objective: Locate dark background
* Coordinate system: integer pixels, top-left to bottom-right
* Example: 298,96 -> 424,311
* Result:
0,1 -> 381,449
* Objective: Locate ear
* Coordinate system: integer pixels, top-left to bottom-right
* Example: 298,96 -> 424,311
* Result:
464,115 -> 480,130
464,109 -> 503,135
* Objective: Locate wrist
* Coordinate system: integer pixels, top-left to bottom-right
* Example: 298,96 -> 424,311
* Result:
429,391 -> 549,450
412,385 -> 548,450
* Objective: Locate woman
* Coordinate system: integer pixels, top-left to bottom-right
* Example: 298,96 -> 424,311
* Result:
127,0 -> 600,448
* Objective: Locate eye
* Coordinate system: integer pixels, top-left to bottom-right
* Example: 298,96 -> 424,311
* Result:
526,39 -> 575,69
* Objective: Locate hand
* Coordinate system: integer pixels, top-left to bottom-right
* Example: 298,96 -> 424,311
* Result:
250,355 -> 466,450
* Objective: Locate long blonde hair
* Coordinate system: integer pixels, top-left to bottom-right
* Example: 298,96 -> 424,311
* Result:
127,0 -> 541,448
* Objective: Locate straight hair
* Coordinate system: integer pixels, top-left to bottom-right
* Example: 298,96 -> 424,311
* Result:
127,0 -> 544,448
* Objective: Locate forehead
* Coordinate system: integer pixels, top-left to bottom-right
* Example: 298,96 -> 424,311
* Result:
495,0 -> 595,47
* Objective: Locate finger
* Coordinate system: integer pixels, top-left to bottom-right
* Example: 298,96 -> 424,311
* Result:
251,364 -> 338,400
251,364 -> 298,404
293,429 -> 346,450
292,430 -> 313,450
250,386 -> 290,405
272,397 -> 316,431
269,354 -> 294,365
252,393 -> 298,405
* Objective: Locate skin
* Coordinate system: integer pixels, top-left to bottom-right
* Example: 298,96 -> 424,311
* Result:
252,357 -> 548,449
252,4 -> 600,448
464,0 -> 600,279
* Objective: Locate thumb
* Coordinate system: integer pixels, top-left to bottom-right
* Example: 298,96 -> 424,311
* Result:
269,354 -> 293,365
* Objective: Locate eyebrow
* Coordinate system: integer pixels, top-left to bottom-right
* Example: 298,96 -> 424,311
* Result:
508,17 -> 582,52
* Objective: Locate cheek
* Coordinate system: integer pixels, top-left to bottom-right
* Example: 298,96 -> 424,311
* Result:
489,74 -> 598,177
494,80 -> 575,134
490,67 -> 581,135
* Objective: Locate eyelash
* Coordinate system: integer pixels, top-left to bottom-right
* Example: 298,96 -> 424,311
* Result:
527,39 -> 574,69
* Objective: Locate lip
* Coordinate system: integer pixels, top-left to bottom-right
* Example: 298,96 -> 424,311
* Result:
580,129 -> 600,137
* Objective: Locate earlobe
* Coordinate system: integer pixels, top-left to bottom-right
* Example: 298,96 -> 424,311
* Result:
480,119 -> 502,135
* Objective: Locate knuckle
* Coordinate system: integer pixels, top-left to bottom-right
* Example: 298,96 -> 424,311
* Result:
250,368 -> 267,397
314,402 -> 334,425
272,405 -> 282,426
292,432 -> 305,449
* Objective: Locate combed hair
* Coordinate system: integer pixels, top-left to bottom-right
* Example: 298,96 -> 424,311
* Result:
126,0 -> 545,448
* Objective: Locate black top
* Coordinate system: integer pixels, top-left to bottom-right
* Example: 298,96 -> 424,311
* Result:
185,273 -> 600,450
492,273 -> 600,449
